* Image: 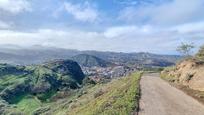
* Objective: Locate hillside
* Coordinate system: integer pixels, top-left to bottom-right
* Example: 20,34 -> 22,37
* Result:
0,60 -> 85,114
0,63 -> 141,115
67,72 -> 141,115
34,72 -> 141,115
71,54 -> 112,67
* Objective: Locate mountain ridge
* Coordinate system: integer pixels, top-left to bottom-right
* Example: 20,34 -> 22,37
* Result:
71,54 -> 112,67
0,46 -> 181,67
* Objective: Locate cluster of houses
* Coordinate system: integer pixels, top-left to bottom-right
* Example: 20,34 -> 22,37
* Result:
82,65 -> 137,82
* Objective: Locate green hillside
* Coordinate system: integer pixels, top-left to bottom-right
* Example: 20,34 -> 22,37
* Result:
72,54 -> 112,67
52,72 -> 142,115
0,60 -> 85,114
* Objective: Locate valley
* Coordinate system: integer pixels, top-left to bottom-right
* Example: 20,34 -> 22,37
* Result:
0,60 -> 141,114
1,0 -> 204,114
0,46 -> 204,115
0,47 -> 181,115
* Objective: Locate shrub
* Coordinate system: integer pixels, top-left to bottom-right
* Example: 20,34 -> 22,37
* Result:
196,45 -> 204,61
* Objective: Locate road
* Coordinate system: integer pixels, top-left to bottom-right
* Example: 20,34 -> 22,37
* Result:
138,73 -> 204,115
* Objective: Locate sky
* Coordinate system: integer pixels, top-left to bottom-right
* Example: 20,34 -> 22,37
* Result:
0,0 -> 204,54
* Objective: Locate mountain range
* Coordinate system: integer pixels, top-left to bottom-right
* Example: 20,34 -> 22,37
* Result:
0,45 -> 181,67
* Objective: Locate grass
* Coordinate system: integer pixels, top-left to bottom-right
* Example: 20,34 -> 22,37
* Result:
65,72 -> 142,115
0,74 -> 27,91
160,66 -> 178,82
142,67 -> 164,73
160,73 -> 177,82
9,93 -> 28,104
10,90 -> 57,114
37,90 -> 57,102
15,95 -> 42,114
1,72 -> 142,115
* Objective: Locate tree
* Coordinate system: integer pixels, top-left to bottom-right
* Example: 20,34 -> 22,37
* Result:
196,45 -> 204,60
176,42 -> 194,56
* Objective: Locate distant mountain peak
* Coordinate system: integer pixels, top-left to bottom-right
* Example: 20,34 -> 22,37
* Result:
71,54 -> 112,67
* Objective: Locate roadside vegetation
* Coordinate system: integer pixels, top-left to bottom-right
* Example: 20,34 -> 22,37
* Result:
160,67 -> 177,82
142,67 -> 164,73
53,72 -> 142,115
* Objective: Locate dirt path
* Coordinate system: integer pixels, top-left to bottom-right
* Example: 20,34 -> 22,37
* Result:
138,73 -> 204,115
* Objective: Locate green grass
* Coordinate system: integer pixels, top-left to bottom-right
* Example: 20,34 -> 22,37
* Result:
15,95 -> 42,114
1,72 -> 141,115
37,90 -> 57,102
9,93 -> 28,104
0,75 -> 27,89
65,72 -> 142,115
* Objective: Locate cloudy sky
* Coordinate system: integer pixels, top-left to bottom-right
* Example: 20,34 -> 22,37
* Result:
0,0 -> 204,54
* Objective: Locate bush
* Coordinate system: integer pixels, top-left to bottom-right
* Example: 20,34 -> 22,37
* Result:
196,45 -> 204,61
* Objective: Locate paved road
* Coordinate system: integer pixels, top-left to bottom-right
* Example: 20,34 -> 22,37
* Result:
138,73 -> 204,115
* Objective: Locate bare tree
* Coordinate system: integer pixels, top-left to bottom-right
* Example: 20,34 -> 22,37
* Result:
176,42 -> 194,56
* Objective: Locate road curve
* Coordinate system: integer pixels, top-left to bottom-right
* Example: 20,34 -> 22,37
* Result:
138,73 -> 204,115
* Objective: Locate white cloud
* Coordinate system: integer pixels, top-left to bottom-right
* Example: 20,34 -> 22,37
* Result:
63,2 -> 99,22
118,0 -> 204,25
0,0 -> 31,14
0,20 -> 12,29
0,29 -> 106,51
0,0 -> 203,54
104,23 -> 204,53
0,22 -> 204,54
104,25 -> 153,38
171,21 -> 204,34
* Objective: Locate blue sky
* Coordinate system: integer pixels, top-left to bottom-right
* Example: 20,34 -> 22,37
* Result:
0,0 -> 204,54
